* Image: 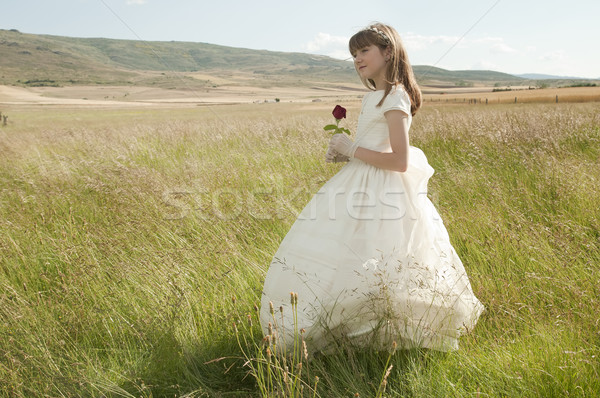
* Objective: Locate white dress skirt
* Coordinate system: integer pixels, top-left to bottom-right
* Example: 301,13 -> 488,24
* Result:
260,86 -> 485,353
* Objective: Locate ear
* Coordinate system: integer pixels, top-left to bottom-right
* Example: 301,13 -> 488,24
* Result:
385,46 -> 393,60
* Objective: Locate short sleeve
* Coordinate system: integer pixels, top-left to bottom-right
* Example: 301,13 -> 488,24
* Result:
381,86 -> 412,116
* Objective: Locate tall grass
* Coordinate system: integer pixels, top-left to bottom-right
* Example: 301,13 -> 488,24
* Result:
0,102 -> 599,397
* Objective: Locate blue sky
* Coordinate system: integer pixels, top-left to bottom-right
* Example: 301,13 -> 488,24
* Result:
4,0 -> 599,78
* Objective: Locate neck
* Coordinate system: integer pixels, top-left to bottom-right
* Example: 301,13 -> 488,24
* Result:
373,79 -> 390,91
372,71 -> 391,91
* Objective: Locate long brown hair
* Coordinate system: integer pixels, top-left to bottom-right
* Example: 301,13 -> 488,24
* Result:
349,23 -> 421,116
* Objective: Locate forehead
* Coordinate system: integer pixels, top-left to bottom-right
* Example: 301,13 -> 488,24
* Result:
349,30 -> 378,53
351,44 -> 379,57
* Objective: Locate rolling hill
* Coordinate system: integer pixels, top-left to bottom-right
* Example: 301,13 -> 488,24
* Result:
1,28 -> 580,91
0,29 -> 358,89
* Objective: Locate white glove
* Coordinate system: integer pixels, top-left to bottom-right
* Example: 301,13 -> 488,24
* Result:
325,146 -> 350,163
328,133 -> 358,158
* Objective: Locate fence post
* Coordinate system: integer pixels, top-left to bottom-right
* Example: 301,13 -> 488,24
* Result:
514,97 -> 517,103
556,95 -> 558,103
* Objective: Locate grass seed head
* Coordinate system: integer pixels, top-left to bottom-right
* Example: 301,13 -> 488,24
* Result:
382,364 -> 393,389
303,340 -> 309,360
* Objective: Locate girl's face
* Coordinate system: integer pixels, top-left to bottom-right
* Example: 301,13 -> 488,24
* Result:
352,44 -> 388,87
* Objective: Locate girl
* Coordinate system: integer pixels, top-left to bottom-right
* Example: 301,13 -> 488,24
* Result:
260,23 -> 484,353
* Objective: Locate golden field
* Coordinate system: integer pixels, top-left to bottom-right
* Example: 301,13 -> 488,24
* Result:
2,84 -> 599,109
0,90 -> 599,397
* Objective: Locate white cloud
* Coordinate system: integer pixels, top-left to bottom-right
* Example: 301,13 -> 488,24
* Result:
402,32 -> 458,51
533,50 -> 578,75
490,42 -> 517,54
469,60 -> 499,70
470,36 -> 503,44
539,50 -> 565,61
303,32 -> 523,67
404,34 -> 518,54
327,49 -> 352,60
302,32 -> 350,59
467,36 -> 517,54
126,0 -> 147,5
305,31 -> 465,59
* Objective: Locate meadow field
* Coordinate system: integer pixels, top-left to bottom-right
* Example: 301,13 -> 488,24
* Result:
424,86 -> 600,105
1,99 -> 599,397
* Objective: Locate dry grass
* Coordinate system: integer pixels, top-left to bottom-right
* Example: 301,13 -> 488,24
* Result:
0,100 -> 599,397
3,84 -> 599,110
0,83 -> 365,107
424,86 -> 600,104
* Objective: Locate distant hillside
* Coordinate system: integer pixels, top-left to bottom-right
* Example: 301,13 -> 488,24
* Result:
0,29 -> 358,88
412,65 -> 523,85
516,73 -> 593,80
1,29 -> 572,90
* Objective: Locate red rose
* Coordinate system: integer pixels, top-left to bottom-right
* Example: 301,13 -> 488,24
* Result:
324,105 -> 351,136
332,105 -> 346,120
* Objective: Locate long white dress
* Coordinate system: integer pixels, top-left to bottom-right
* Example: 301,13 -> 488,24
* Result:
260,85 -> 484,353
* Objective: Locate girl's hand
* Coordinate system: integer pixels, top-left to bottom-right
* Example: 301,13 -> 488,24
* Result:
325,146 -> 349,163
328,133 -> 358,158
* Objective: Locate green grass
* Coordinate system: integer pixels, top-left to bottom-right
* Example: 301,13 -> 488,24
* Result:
1,102 -> 599,397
